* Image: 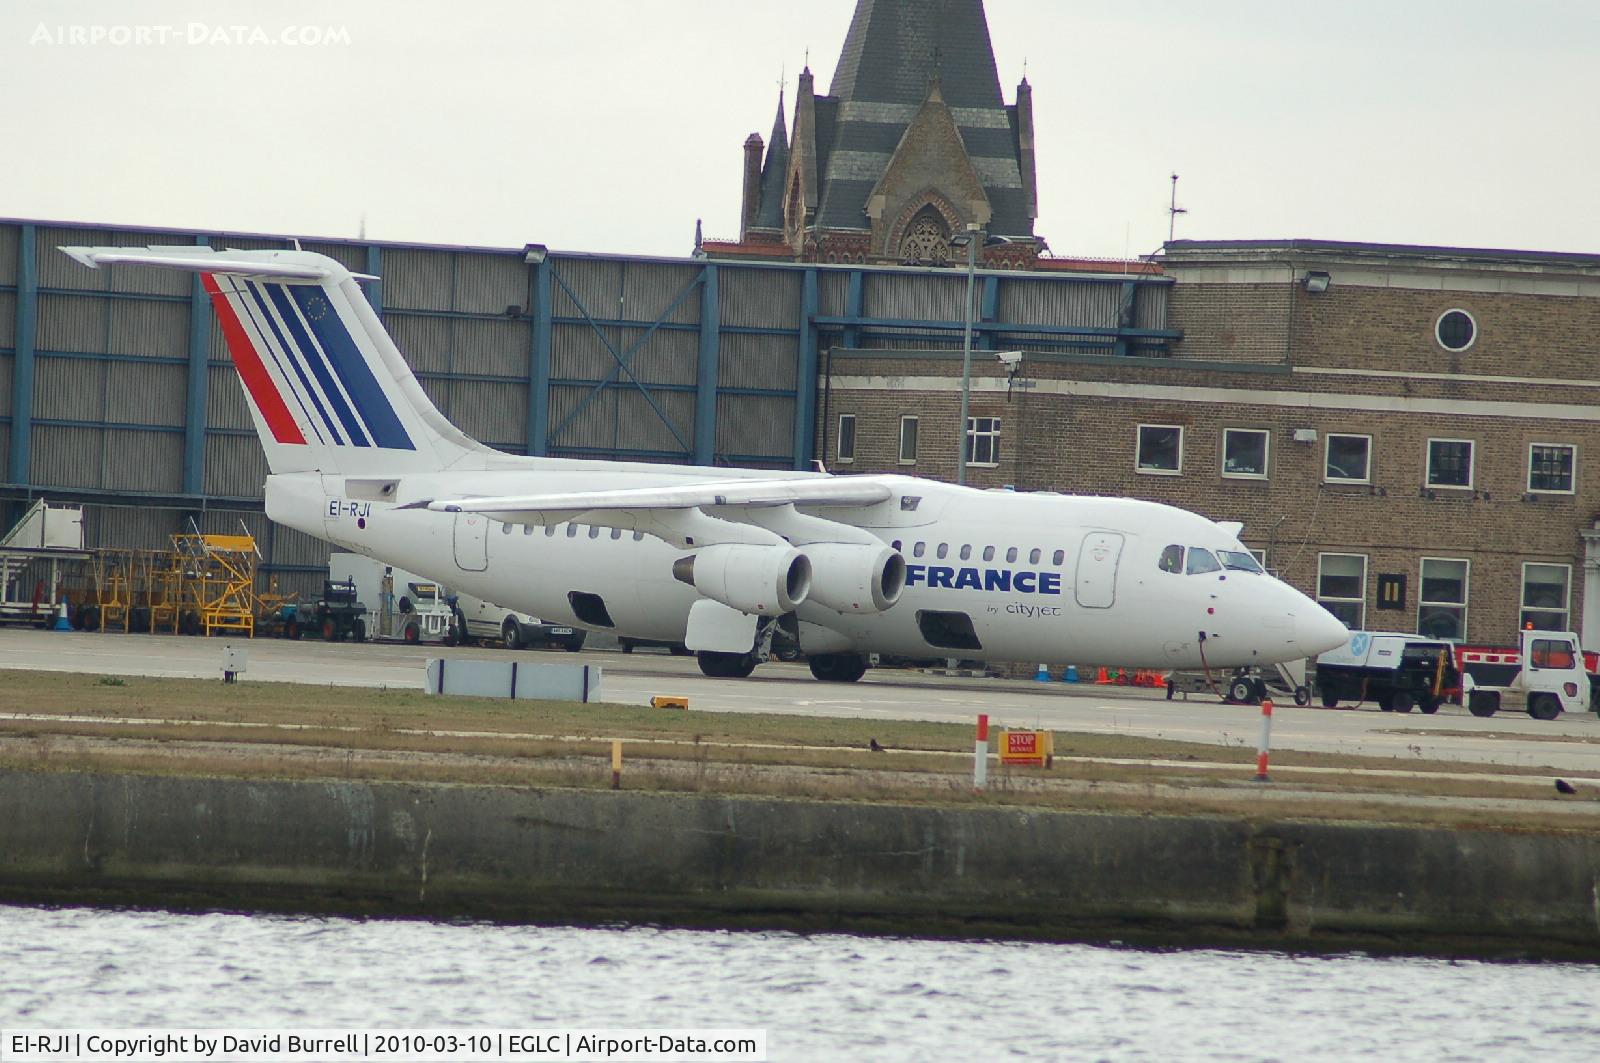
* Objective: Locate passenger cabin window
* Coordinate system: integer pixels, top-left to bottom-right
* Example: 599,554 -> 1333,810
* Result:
1186,548 -> 1222,575
913,542 -> 926,558
1005,547 -> 1019,563
633,531 -> 644,541
1531,639 -> 1576,670
1028,548 -> 1042,564
982,546 -> 995,562
959,544 -> 972,560
566,525 -> 578,538
1159,545 -> 1185,573
936,543 -> 949,559
1052,549 -> 1065,565
545,525 -> 556,537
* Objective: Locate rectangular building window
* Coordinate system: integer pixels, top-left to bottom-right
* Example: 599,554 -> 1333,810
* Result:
1528,443 -> 1575,493
1418,557 -> 1469,640
1521,563 -> 1571,631
898,416 -> 919,464
966,417 -> 1000,466
836,413 -> 856,464
1325,433 -> 1371,484
1136,424 -> 1182,474
1426,439 -> 1473,488
1317,553 -> 1367,630
1222,428 -> 1269,478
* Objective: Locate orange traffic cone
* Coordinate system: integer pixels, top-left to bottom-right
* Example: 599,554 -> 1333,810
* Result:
1096,666 -> 1110,684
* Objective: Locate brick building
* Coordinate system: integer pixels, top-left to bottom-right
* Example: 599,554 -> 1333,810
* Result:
822,240 -> 1600,649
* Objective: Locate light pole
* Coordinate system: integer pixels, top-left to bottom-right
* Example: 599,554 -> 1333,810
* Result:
955,222 -> 980,486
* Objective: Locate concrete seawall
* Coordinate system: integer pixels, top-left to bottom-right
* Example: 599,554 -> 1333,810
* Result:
2,770 -> 1597,957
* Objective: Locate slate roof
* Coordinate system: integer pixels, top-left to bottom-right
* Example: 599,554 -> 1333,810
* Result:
817,0 -> 1031,237
752,97 -> 789,232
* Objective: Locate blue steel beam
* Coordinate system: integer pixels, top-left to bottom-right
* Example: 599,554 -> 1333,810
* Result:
8,224 -> 36,486
527,256 -> 552,456
813,314 -> 1179,340
693,263 -> 719,465
978,275 -> 999,352
793,268 -> 818,469
843,269 -> 863,350
182,233 -> 212,496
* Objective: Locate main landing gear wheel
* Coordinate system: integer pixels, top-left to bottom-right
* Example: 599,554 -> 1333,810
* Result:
1227,678 -> 1255,704
809,653 -> 867,683
697,651 -> 757,679
1293,685 -> 1311,707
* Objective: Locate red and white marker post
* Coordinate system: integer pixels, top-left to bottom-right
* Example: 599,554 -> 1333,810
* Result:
1254,699 -> 1274,782
974,714 -> 990,790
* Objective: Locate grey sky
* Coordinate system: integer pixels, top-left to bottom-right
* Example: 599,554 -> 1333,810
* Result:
3,0 -> 1596,259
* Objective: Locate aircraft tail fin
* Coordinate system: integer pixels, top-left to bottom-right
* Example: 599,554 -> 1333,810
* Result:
60,245 -> 493,476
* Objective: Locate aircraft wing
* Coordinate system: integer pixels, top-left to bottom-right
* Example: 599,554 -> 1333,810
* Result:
412,476 -> 894,515
404,476 -> 899,551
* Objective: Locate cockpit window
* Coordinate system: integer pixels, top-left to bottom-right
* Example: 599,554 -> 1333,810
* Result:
1217,550 -> 1263,573
1158,544 -> 1184,573
1185,548 -> 1222,575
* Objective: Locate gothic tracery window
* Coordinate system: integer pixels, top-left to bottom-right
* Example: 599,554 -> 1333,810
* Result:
899,209 -> 951,265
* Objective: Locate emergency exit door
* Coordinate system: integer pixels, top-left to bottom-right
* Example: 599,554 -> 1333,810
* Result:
1075,532 -> 1123,609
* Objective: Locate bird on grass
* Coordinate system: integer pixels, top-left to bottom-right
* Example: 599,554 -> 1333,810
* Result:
1554,778 -> 1577,795
869,738 -> 885,753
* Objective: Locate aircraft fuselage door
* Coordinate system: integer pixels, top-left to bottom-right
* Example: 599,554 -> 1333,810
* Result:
453,513 -> 489,571
1075,531 -> 1123,609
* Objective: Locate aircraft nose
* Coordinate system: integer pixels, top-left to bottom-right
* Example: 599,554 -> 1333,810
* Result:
1298,604 -> 1350,656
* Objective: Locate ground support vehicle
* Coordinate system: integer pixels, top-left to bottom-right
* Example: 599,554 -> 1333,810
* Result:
311,579 -> 366,642
1457,630 -> 1592,720
332,552 -> 461,644
0,501 -> 87,628
395,580 -> 459,645
456,591 -> 583,651
1314,632 -> 1457,713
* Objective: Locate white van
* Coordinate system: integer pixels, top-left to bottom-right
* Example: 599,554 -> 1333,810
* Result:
455,591 -> 585,651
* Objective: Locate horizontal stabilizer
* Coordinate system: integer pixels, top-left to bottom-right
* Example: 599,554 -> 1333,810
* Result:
59,245 -> 376,281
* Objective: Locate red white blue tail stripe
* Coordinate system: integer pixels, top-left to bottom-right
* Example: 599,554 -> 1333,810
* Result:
203,273 -> 415,451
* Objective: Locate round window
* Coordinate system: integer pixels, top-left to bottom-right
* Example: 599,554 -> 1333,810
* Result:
1435,309 -> 1476,351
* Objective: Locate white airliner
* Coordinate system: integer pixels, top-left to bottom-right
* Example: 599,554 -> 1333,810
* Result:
62,245 -> 1348,681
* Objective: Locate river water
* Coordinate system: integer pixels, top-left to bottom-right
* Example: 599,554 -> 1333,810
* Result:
1,906 -> 1596,1061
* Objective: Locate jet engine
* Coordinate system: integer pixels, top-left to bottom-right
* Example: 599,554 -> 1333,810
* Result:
672,544 -> 811,616
800,543 -> 905,614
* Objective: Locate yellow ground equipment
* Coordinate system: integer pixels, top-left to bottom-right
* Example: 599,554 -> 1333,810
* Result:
172,533 -> 259,637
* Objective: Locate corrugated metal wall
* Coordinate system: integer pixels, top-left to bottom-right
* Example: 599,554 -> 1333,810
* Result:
2,219 -> 1173,594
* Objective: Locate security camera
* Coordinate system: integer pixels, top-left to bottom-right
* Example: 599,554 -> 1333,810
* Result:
995,350 -> 1023,369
